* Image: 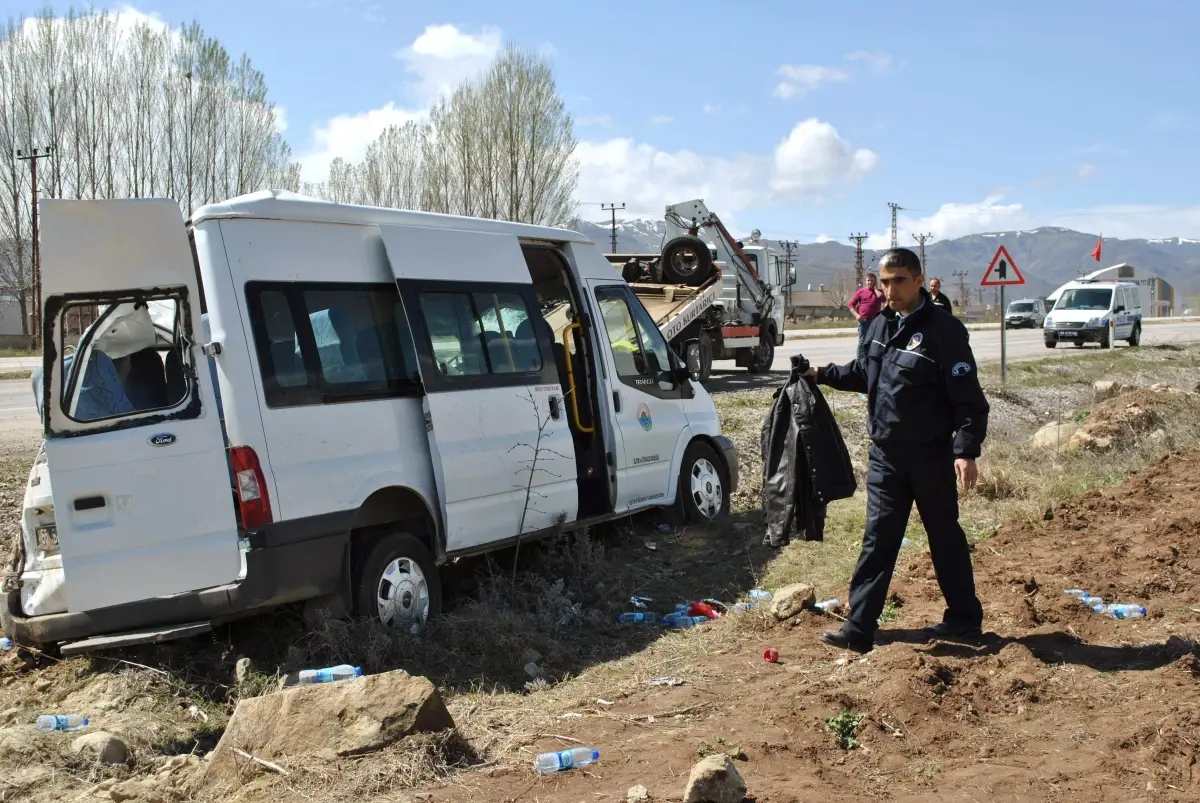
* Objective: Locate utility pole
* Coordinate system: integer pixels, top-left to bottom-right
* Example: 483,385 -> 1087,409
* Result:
17,144 -> 55,351
780,240 -> 797,316
600,202 -> 625,253
849,232 -> 868,287
952,270 -> 969,311
912,232 -> 933,270
887,202 -> 904,248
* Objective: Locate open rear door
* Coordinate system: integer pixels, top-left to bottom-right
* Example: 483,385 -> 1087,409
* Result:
39,199 -> 241,612
377,224 -> 578,554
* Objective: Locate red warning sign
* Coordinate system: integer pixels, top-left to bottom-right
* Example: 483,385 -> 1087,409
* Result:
980,244 -> 1026,287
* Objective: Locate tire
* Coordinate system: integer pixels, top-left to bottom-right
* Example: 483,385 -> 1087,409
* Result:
676,440 -> 729,524
746,328 -> 775,374
1044,340 -> 1057,349
697,331 -> 714,382
1099,326 -> 1111,349
660,235 -> 715,286
353,531 -> 441,635
1127,323 -> 1141,347
621,259 -> 644,283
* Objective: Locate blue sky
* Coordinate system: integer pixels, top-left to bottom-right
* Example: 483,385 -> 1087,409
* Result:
7,0 -> 1200,245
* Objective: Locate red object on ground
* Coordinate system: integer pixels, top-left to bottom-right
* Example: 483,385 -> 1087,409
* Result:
688,601 -> 722,620
763,648 -> 779,663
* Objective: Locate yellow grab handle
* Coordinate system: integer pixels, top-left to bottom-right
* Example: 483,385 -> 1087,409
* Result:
562,323 -> 594,434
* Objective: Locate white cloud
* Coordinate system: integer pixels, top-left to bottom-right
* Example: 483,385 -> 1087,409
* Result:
845,50 -> 896,74
300,103 -> 425,183
651,115 -> 673,125
814,234 -> 834,243
703,103 -> 721,116
576,119 -> 878,226
301,23 -> 500,182
272,106 -> 288,135
1076,163 -> 1099,180
393,23 -> 503,105
770,119 -> 880,196
862,192 -> 1200,248
773,64 -> 849,99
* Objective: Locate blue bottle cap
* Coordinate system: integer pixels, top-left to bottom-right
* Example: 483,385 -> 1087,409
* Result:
81,717 -> 89,726
354,667 -> 363,677
591,749 -> 600,761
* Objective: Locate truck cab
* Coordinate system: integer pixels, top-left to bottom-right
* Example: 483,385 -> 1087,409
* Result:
5,192 -> 739,655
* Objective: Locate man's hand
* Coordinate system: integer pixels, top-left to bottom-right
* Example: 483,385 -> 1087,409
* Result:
955,458 -> 978,491
802,367 -> 817,379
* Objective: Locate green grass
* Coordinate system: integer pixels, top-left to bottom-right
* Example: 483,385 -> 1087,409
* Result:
0,371 -> 31,381
0,347 -> 35,359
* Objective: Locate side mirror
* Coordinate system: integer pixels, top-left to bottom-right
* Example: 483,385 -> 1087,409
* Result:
684,339 -> 701,380
788,266 -> 797,286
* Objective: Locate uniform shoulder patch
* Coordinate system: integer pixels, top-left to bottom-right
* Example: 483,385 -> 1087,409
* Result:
951,361 -> 972,376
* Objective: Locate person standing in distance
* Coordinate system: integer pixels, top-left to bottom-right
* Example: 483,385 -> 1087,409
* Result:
928,277 -> 953,315
801,247 -> 989,653
848,272 -> 885,360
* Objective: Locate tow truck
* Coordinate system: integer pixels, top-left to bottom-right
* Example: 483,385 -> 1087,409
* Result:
604,199 -> 794,381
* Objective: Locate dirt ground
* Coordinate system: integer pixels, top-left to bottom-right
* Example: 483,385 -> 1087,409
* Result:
2,352 -> 1200,802
413,452 -> 1200,803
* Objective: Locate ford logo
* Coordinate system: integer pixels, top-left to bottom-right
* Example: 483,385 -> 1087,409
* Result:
148,433 -> 177,447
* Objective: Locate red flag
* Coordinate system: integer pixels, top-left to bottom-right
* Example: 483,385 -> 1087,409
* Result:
1091,233 -> 1102,262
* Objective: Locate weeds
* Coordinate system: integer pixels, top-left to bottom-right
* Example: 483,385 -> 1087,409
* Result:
825,708 -> 865,749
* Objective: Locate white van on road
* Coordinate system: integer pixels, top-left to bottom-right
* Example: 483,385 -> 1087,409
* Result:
5,191 -> 738,654
1043,279 -> 1143,349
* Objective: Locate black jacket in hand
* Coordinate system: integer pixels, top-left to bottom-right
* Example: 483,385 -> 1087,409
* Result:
761,355 -> 858,546
817,287 -> 989,458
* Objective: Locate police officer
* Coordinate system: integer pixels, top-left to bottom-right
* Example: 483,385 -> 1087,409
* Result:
801,247 -> 989,653
928,277 -> 953,315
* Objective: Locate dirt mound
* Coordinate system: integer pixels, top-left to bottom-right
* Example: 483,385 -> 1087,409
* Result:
1073,385 -> 1200,449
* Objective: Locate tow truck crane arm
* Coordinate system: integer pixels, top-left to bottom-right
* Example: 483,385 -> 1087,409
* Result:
664,199 -> 772,314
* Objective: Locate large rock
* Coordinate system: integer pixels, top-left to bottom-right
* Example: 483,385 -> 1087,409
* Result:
72,730 -> 130,765
203,669 -> 453,785
770,583 -> 816,621
1093,380 -> 1125,402
683,755 -> 747,803
1066,430 -> 1113,452
1031,422 -> 1080,452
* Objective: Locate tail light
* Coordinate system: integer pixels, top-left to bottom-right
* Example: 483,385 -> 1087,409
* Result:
227,445 -> 273,529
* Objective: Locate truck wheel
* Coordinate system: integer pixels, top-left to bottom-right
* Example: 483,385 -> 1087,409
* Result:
1127,323 -> 1141,347
746,330 -> 775,373
676,440 -> 729,524
660,236 -> 715,286
621,259 -> 644,283
353,531 -> 441,636
1044,340 -> 1057,349
1099,327 -> 1111,349
697,332 -> 714,381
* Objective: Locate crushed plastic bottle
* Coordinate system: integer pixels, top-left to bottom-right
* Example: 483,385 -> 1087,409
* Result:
1101,603 -> 1147,619
535,746 -> 599,775
616,612 -> 659,624
815,599 -> 841,613
296,664 -> 362,685
36,714 -> 88,732
1064,589 -> 1104,610
662,614 -> 711,629
0,637 -> 12,651
748,589 -> 772,601
731,602 -> 756,614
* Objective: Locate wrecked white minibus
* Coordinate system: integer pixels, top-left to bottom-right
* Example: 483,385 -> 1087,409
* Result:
4,191 -> 738,654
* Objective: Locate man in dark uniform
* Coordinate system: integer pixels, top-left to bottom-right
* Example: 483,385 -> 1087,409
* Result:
801,247 -> 989,653
928,277 -> 953,315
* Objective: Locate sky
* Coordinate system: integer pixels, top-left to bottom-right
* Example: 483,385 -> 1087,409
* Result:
6,0 -> 1200,247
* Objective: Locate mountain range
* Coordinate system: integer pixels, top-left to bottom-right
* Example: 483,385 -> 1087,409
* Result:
572,219 -> 1200,303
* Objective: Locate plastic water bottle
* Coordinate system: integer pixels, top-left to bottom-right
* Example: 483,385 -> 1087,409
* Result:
36,714 -> 88,732
1064,589 -> 1088,599
297,664 -> 362,685
0,637 -> 12,651
662,614 -> 710,629
731,602 -> 756,614
748,589 -> 772,601
815,599 -> 840,613
535,747 -> 599,775
616,612 -> 659,624
1102,603 -> 1146,619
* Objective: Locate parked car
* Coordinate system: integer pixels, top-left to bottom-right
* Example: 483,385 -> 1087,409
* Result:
1043,280 -> 1142,349
1004,298 -> 1047,329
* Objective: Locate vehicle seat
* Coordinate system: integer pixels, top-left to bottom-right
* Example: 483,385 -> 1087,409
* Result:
123,347 -> 168,411
72,350 -> 135,421
355,326 -> 386,382
511,318 -> 541,373
270,339 -> 307,387
164,348 -> 186,404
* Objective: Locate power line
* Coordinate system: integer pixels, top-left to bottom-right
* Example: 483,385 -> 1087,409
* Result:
600,202 -> 625,253
849,232 -> 868,287
912,232 -> 933,271
17,144 -> 55,351
952,269 -> 970,310
887,202 -> 904,248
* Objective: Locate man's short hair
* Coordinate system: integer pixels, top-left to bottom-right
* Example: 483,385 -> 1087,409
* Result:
878,247 -> 923,276
865,272 -> 877,280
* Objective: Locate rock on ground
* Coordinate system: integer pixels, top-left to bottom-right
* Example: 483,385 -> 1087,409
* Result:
1031,422 -> 1080,451
627,784 -> 651,802
770,583 -> 816,621
1093,380 -> 1126,402
201,669 -> 454,789
683,755 -> 747,803
72,730 -> 130,765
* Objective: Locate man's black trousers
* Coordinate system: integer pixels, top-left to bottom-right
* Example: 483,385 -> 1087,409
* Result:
842,443 -> 984,641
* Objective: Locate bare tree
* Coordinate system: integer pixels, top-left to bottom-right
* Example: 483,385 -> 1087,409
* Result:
824,269 -> 857,311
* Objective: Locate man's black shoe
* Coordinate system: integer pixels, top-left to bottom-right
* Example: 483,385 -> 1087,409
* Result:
923,622 -> 983,641
819,629 -> 873,653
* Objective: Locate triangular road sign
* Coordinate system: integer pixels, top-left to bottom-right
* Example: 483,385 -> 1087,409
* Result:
980,244 -> 1026,286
